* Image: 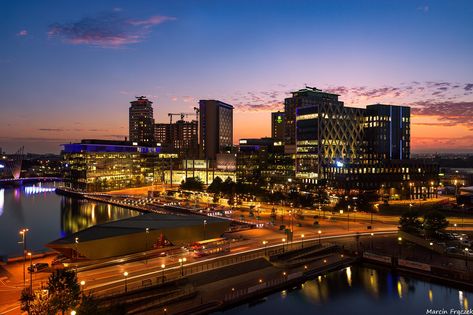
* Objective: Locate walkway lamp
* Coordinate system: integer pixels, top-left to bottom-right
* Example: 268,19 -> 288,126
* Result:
318,230 -> 322,245
282,238 -> 286,253
161,264 -> 166,283
123,271 -> 129,293
301,234 -> 305,249
262,240 -> 268,255
19,228 -> 29,287
179,258 -> 187,276
27,252 -> 33,293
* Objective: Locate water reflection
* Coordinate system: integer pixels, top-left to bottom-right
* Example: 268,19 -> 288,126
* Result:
0,184 -> 138,257
222,266 -> 473,315
60,196 -> 138,235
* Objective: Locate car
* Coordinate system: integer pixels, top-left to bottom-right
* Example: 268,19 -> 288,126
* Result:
446,247 -> 460,254
28,263 -> 49,273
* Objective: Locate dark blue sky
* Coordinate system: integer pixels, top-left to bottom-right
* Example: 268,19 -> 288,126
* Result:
1,0 -> 472,153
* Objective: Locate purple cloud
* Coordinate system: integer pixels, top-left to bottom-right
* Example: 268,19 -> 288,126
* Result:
17,30 -> 28,36
412,101 -> 473,130
48,12 -> 175,48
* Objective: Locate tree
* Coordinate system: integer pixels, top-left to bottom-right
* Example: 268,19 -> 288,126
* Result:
207,176 -> 223,194
48,269 -> 81,315
29,292 -> 55,315
423,211 -> 449,237
399,209 -> 422,234
20,288 -> 34,314
221,177 -> 236,196
180,177 -> 204,191
77,293 -> 101,315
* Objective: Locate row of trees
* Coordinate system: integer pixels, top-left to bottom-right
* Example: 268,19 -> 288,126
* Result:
399,209 -> 449,237
180,176 -> 332,208
20,269 -> 113,315
334,191 -> 379,213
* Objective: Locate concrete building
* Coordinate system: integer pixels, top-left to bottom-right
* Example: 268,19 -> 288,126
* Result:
199,100 -> 234,161
155,120 -> 198,158
235,87 -> 438,199
47,213 -> 230,260
129,96 -> 155,146
364,104 -> 410,162
271,111 -> 285,141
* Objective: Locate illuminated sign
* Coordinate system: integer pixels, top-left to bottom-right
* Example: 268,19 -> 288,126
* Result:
0,164 -> 4,169
277,115 -> 283,124
335,161 -> 344,168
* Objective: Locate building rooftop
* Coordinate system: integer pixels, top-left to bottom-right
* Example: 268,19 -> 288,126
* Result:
48,213 -> 228,245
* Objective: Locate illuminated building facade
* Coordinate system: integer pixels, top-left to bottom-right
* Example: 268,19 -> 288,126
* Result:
199,100 -> 234,161
154,120 -> 198,158
364,104 -> 410,162
129,96 -> 155,146
164,159 -> 236,185
237,138 -> 294,187
62,139 -> 176,192
271,111 -> 285,141
286,87 -> 437,198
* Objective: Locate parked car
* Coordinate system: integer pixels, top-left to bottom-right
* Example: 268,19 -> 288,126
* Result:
446,247 -> 460,254
28,263 -> 49,273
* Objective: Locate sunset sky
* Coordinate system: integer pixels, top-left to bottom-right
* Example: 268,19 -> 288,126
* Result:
1,0 -> 472,154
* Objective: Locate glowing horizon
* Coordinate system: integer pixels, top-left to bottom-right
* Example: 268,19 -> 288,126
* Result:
1,0 -> 472,154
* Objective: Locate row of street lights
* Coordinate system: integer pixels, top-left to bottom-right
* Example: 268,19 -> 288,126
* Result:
263,231 -> 323,255
121,258 -> 186,293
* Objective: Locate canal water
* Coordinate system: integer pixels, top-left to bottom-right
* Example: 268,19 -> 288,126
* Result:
0,184 -> 139,258
221,265 -> 473,315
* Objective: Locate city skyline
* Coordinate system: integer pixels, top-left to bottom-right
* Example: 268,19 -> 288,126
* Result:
1,0 -> 473,154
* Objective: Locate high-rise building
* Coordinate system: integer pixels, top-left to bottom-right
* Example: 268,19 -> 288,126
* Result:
284,87 -> 344,146
154,123 -> 171,147
364,104 -> 410,162
129,96 -> 155,146
291,88 -> 365,184
199,100 -> 234,161
154,120 -> 198,158
271,111 -> 285,141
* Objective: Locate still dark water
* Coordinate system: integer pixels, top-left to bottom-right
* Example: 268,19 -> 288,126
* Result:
221,266 -> 473,315
0,183 -> 138,257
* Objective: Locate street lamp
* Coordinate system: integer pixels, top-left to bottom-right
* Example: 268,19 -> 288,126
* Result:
145,227 -> 150,264
80,280 -> 85,293
301,234 -> 305,249
179,258 -> 187,276
161,264 -> 166,283
465,248 -> 469,268
397,237 -> 402,257
74,237 -> 79,260
262,240 -> 268,255
19,228 -> 29,287
203,220 -> 207,240
370,233 -> 374,250
429,242 -> 433,260
347,205 -> 350,231
123,271 -> 128,293
282,238 -> 286,253
318,230 -> 322,245
27,252 -> 33,293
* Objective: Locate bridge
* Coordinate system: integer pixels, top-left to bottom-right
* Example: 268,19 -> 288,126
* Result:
0,177 -> 63,185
